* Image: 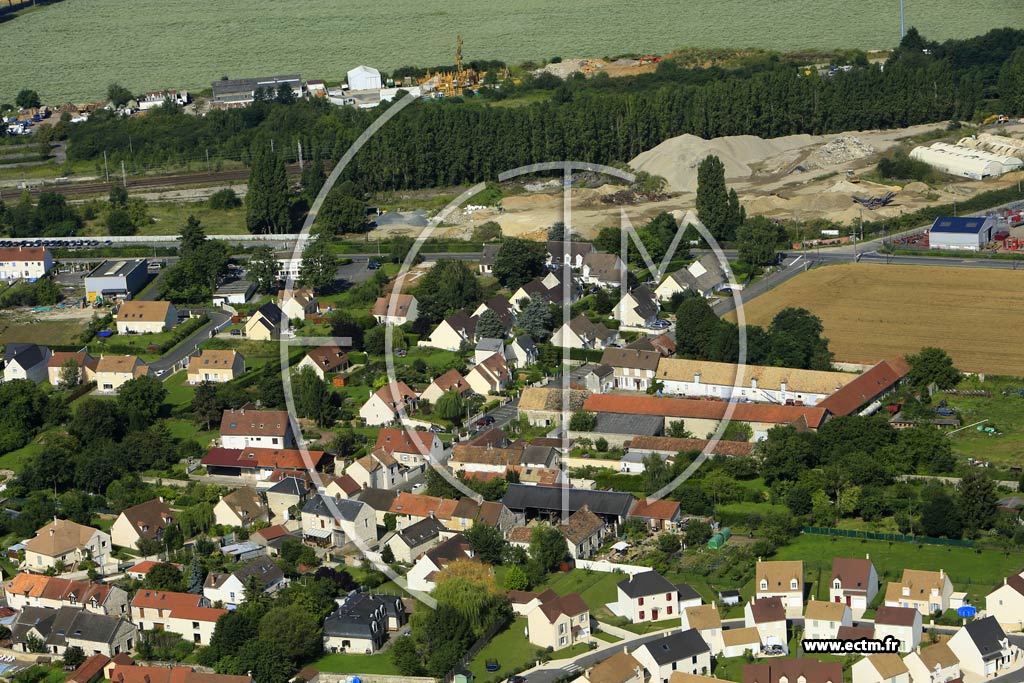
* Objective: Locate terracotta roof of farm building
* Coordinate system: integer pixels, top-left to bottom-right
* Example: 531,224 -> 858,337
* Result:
507,526 -> 534,543
375,428 -> 435,456
372,293 -> 416,317
201,447 -> 325,470
131,589 -> 203,611
684,604 -> 721,630
656,358 -> 856,394
219,408 -> 291,436
626,435 -> 755,457
24,519 -> 102,557
451,497 -> 481,520
450,444 -> 523,467
817,359 -> 911,416
389,492 -> 459,519
804,600 -> 848,621
4,574 -> 114,605
630,498 -> 681,521
109,665 -> 250,683
116,300 -> 173,322
0,246 -> 47,262
583,394 -> 828,428
588,651 -> 643,683
128,560 -> 180,576
68,653 -> 110,683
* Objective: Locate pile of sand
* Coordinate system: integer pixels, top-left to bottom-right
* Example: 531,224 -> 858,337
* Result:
901,181 -> 930,194
630,133 -> 821,192
806,136 -> 875,168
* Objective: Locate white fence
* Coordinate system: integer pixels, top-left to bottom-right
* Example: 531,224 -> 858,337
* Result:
574,559 -> 651,576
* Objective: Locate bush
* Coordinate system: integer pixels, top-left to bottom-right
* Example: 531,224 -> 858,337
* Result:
208,188 -> 241,209
876,153 -> 935,183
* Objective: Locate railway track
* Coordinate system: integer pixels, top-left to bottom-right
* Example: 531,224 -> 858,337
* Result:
0,163 -> 302,200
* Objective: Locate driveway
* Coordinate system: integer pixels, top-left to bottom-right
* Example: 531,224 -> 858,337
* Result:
149,309 -> 232,375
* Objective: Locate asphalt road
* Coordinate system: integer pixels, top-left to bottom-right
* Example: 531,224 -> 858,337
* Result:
148,309 -> 232,375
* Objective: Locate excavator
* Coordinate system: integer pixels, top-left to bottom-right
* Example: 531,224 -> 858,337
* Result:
982,114 -> 1009,126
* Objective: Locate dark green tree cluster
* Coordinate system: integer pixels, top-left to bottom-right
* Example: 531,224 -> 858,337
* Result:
491,238 -> 546,289
735,216 -> 789,267
676,299 -> 832,370
0,380 -> 67,453
415,260 -> 483,325
0,191 -> 83,238
245,147 -> 291,234
696,156 -> 744,242
905,347 -> 961,391
159,217 -> 230,302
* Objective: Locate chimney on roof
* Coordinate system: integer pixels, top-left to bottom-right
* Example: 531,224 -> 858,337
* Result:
866,553 -> 870,560
940,568 -> 944,579
1004,577 -> 1008,585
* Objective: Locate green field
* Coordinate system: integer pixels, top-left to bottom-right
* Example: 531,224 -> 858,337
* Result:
773,534 -> 1024,604
939,376 -> 1024,467
0,315 -> 88,346
312,652 -> 401,675
0,0 -> 1012,101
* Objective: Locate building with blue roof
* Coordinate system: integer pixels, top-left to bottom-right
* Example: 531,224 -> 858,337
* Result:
928,216 -> 996,251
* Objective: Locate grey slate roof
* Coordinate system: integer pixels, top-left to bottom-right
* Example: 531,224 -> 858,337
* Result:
964,616 -> 1009,661
267,476 -> 307,497
396,517 -> 446,547
254,302 -> 283,326
356,487 -> 398,512
594,412 -> 664,437
12,606 -> 131,649
636,628 -> 710,665
303,493 -> 366,521
501,483 -> 635,519
618,571 -> 676,599
676,583 -> 702,602
323,592 -> 395,639
233,556 -> 285,589
4,342 -> 46,368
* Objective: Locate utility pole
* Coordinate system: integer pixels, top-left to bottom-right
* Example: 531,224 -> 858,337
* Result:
206,149 -> 210,173
297,140 -> 304,170
103,150 -> 109,182
270,139 -> 275,153
121,161 -> 127,188
900,0 -> 905,39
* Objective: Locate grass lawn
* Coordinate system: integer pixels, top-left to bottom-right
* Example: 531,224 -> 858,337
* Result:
467,618 -> 544,681
312,652 -> 401,675
542,569 -> 622,620
619,617 -> 681,635
592,630 -> 622,643
0,315 -> 88,345
137,202 -> 247,236
774,533 -> 1024,604
0,438 -> 44,473
712,655 -> 749,682
162,371 -> 196,408
164,419 -> 218,447
940,375 -> 1024,467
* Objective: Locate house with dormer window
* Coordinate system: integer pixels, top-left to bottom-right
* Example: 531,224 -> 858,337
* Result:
830,555 -> 879,615
755,560 -> 804,616
111,499 -> 175,551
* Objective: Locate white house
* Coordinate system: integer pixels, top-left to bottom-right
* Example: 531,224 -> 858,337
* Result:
385,517 -> 447,564
187,350 -> 245,384
219,408 -> 295,449
721,628 -> 762,658
582,252 -> 626,287
601,347 -> 661,392
465,353 -> 511,395
203,557 -> 287,608
853,654 -> 911,683
23,519 -> 111,573
419,311 -> 476,351
115,300 -> 177,334
295,345 -> 349,380
946,616 -> 1017,678
681,604 -> 723,655
884,569 -> 954,615
131,590 -> 226,646
551,316 -> 617,350
873,606 -> 922,654
803,600 -> 852,641
347,450 -> 403,490
830,556 -> 880,615
300,494 -> 377,548
655,358 -> 856,406
47,350 -> 96,387
616,571 -> 680,624
278,287 -> 317,321
632,629 -> 712,683
744,597 -> 788,654
405,534 -> 473,593
755,560 -> 804,616
374,428 -> 445,468
359,381 -> 419,426
420,368 -> 472,404
0,246 -> 53,280
654,255 -> 727,300
372,294 -> 418,326
3,343 -> 51,384
525,592 -> 590,651
615,286 -> 660,328
987,571 -> 1024,631
95,355 -> 150,393
903,643 -> 961,683
212,487 -> 269,529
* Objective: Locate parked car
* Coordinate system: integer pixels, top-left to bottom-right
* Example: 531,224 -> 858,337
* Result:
485,660 -> 500,673
367,261 -> 381,270
428,425 -> 444,433
475,415 -> 496,427
650,319 -> 671,329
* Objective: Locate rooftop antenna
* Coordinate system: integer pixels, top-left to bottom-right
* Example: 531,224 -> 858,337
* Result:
899,0 -> 906,39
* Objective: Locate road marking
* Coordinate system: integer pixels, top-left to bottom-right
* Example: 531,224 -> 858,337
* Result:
564,664 -> 581,672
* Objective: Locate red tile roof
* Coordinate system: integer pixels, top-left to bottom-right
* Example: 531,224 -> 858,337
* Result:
537,592 -> 589,623
817,359 -> 910,417
201,447 -> 326,470
219,408 -> 291,437
626,435 -> 755,457
375,428 -> 435,456
68,653 -> 110,683
389,492 -> 459,520
0,246 -> 46,262
583,394 -> 828,428
630,498 -> 681,521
